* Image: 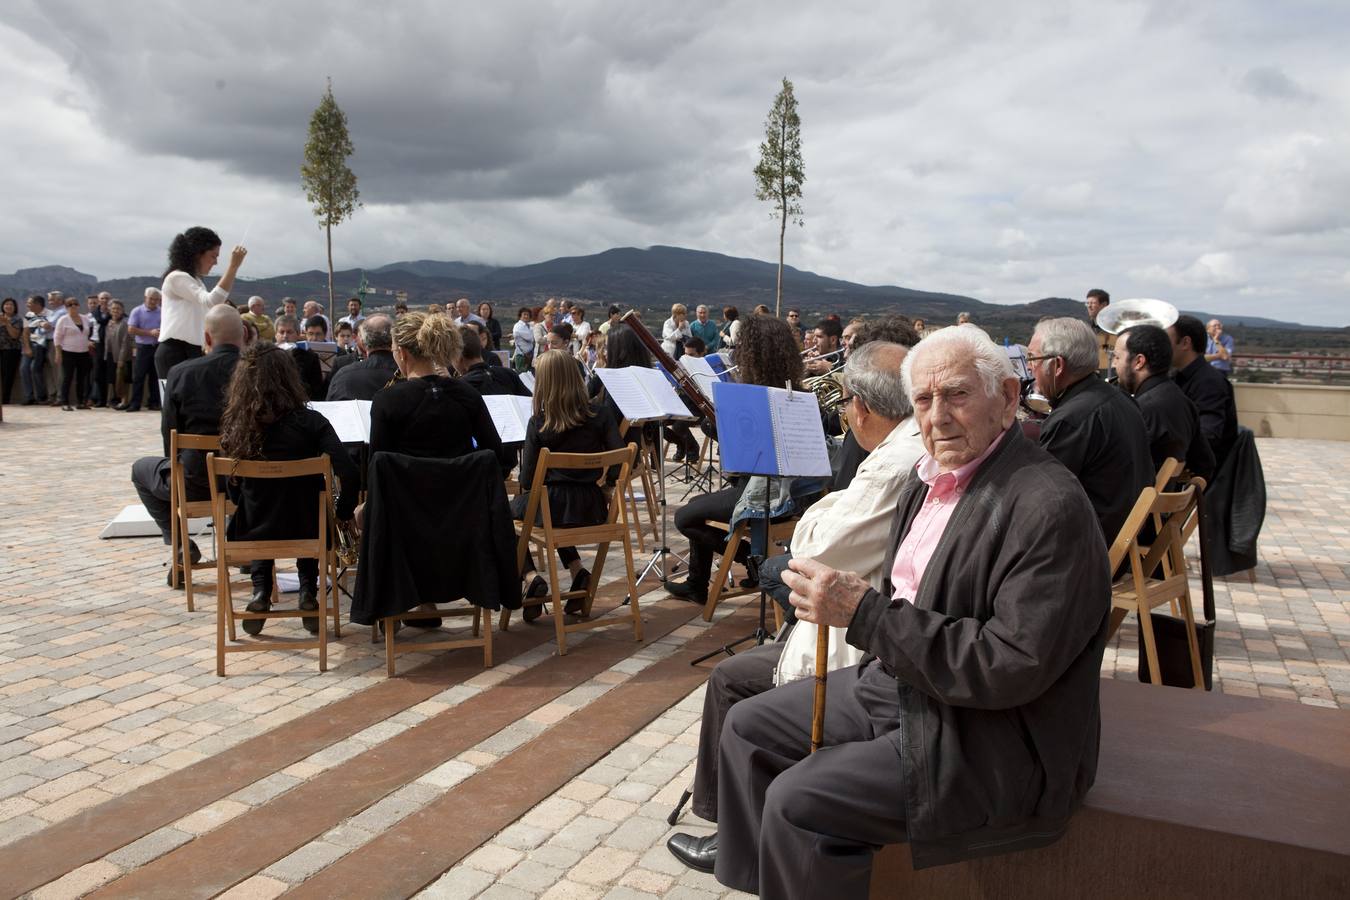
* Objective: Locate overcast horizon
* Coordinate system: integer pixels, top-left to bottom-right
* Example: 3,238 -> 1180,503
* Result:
2,1 -> 1348,326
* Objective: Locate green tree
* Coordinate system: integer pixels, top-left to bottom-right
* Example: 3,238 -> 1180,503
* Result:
753,77 -> 805,318
301,78 -> 361,320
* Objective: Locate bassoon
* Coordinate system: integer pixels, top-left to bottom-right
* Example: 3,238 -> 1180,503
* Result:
619,310 -> 717,422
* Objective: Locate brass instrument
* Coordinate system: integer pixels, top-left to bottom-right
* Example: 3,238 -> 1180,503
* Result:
1096,298 -> 1179,335
332,496 -> 360,568
804,369 -> 850,431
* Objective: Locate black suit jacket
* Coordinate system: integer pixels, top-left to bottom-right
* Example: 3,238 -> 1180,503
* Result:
1038,374 -> 1154,544
1131,375 -> 1215,483
161,344 -> 241,489
289,347 -> 326,401
460,361 -> 530,397
1173,356 -> 1238,467
326,351 -> 398,401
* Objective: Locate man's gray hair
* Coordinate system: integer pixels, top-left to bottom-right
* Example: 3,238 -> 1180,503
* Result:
843,342 -> 912,420
901,324 -> 1015,399
275,315 -> 299,330
1033,317 -> 1098,378
360,314 -> 393,351
248,295 -> 265,309
144,287 -> 161,300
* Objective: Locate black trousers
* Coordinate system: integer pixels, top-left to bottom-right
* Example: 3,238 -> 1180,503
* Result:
715,659 -> 908,898
89,352 -> 106,404
131,456 -> 197,544
59,353 -> 92,406
129,344 -> 160,409
673,483 -> 745,590
759,553 -> 797,623
251,558 -> 318,595
510,492 -> 580,572
692,640 -> 784,821
0,348 -> 19,404
155,338 -> 202,379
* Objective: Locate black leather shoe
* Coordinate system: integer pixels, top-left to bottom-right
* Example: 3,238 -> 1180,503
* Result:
522,575 -> 549,622
243,593 -> 270,636
667,832 -> 717,873
565,569 -> 591,617
664,579 -> 707,604
299,587 -> 320,634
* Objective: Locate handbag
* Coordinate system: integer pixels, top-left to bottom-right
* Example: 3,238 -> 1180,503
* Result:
1138,481 -> 1215,690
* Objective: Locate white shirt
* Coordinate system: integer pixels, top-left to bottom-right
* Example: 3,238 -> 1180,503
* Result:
661,317 -> 692,357
159,270 -> 229,346
512,319 -> 535,355
776,416 -> 927,685
571,319 -> 592,353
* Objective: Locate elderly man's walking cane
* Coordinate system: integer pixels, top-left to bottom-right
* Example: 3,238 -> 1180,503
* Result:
810,626 -> 828,752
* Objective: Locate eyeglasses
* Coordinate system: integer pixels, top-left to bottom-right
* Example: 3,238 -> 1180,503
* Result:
1024,354 -> 1059,364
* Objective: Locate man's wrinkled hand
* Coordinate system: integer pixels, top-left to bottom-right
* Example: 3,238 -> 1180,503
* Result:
782,557 -> 869,628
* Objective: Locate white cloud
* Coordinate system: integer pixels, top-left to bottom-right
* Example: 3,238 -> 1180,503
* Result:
1222,132 -> 1350,237
1132,252 -> 1249,290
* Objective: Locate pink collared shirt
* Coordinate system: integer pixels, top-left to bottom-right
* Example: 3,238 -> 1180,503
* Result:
890,427 -> 1010,602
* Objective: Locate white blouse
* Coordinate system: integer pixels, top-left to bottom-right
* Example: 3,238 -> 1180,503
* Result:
159,270 -> 229,346
661,317 -> 692,357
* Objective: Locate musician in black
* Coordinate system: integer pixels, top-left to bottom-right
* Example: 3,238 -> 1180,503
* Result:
516,350 -> 624,619
666,315 -> 806,604
218,342 -> 358,635
454,327 -> 529,396
273,315 -> 325,401
1114,323 -> 1215,483
327,315 -> 397,401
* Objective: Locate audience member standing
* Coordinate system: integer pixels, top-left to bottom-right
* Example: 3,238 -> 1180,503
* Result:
690,304 -> 721,353
662,303 -> 692,358
511,307 -> 536,372
1206,319 -> 1234,375
125,288 -> 162,411
103,300 -> 134,408
478,302 -> 501,350
52,298 -> 95,410
454,298 -> 484,327
20,295 -> 53,405
339,297 -> 365,330
87,293 -> 111,406
241,296 -> 275,342
0,298 -> 21,404
157,226 -> 246,378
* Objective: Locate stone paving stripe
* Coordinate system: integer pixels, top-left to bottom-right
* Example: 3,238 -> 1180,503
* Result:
85,600 -> 699,900
287,604 -> 753,900
0,580 -> 649,900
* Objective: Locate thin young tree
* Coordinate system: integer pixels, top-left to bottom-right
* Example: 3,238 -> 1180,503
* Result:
301,78 -> 361,321
753,77 -> 804,318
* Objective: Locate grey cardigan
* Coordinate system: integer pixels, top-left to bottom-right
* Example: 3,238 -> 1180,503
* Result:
847,425 -> 1110,869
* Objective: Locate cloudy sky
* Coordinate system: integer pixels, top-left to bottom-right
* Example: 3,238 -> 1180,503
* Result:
2,1 -> 1347,324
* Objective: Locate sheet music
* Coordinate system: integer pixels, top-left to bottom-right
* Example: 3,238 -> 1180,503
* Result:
483,395 -> 533,444
596,367 -> 661,420
520,371 -> 535,393
308,400 -> 372,443
634,367 -> 697,419
767,389 -> 832,477
678,356 -> 720,407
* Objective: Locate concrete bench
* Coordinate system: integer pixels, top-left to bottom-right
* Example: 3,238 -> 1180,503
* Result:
870,678 -> 1350,899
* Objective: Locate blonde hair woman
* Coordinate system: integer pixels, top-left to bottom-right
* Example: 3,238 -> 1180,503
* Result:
661,302 -> 692,358
514,350 -> 623,619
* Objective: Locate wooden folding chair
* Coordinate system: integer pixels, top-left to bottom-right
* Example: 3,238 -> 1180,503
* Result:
500,443 -> 642,655
169,430 -> 231,611
374,605 -> 492,677
618,418 -> 658,551
1105,482 -> 1205,688
701,517 -> 800,623
206,454 -> 342,676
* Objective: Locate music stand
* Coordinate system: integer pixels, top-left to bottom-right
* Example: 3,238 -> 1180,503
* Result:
690,479 -> 775,665
630,416 -> 690,591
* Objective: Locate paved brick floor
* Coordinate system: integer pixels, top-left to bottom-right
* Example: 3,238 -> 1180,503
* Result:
0,403 -> 1346,898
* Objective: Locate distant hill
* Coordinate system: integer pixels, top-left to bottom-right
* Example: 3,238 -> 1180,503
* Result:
1,248 -> 1339,340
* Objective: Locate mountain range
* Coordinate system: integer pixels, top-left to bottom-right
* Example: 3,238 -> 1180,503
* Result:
0,246 -> 1338,336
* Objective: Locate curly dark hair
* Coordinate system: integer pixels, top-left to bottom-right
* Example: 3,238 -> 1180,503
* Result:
736,314 -> 804,389
219,342 -> 309,461
164,226 -> 222,278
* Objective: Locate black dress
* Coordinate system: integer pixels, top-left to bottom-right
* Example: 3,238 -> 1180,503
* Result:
514,403 -> 623,528
369,375 -> 511,474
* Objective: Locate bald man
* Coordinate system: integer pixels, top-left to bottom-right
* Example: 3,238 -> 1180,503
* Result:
131,305 -> 246,576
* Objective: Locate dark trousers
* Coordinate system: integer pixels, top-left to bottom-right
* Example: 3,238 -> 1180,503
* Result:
510,492 -> 580,573
59,353 -> 92,406
715,659 -> 908,898
20,345 -> 47,401
0,349 -> 19,404
89,352 -> 106,404
692,640 -> 784,821
251,558 -> 318,595
155,338 -> 202,380
131,456 -> 181,544
759,553 -> 796,624
129,344 -> 160,409
673,484 -> 744,591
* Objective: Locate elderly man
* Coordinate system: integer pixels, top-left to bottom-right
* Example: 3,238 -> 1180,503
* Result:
668,325 -> 1109,897
327,314 -> 397,401
124,288 -> 162,411
1170,314 -> 1238,467
1029,317 -> 1153,544
301,300 -> 329,338
690,304 -> 721,353
453,298 -> 484,327
241,296 -> 274,342
130,306 -> 245,575
1114,324 -> 1214,483
672,341 -> 927,831
1205,318 -> 1233,375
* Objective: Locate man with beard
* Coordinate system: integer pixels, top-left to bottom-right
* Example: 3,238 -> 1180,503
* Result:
1114,324 -> 1214,483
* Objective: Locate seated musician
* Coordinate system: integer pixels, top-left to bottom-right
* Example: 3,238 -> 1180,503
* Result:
516,350 -> 624,620
130,304 -> 244,576
588,323 -> 660,451
665,314 -> 806,604
217,342 -> 359,635
667,324 -> 1111,896
677,340 -> 926,827
453,326 -> 530,396
273,314 -> 325,400
327,315 -> 396,401
1113,323 -> 1215,483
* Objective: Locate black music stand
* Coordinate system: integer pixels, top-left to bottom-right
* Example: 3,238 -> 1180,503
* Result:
689,479 -> 775,665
